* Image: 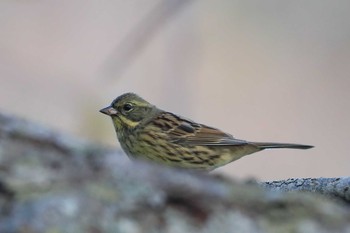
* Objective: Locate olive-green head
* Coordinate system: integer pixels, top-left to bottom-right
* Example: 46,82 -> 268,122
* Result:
100,93 -> 157,130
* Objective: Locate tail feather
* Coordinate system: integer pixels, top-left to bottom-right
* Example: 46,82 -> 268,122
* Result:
252,142 -> 313,150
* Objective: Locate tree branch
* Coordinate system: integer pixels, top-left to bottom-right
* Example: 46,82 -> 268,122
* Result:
262,177 -> 350,203
0,112 -> 349,233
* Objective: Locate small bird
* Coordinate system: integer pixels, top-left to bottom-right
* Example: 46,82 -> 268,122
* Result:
100,93 -> 313,171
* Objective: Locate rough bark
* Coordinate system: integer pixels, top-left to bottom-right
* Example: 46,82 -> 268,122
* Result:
0,112 -> 349,233
262,177 -> 350,203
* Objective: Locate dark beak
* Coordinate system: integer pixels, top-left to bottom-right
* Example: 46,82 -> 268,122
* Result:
99,106 -> 118,116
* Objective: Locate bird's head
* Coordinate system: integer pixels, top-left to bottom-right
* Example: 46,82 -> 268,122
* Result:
100,93 -> 157,131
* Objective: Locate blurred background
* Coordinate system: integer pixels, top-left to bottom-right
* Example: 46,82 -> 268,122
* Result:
1,0 -> 349,180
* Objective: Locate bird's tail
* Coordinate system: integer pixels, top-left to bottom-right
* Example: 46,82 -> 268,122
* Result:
252,142 -> 313,150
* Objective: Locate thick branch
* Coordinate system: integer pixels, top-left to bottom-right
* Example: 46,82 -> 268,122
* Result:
0,112 -> 349,233
262,177 -> 350,203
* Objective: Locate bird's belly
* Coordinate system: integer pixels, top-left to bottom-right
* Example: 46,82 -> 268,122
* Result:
120,133 -> 260,170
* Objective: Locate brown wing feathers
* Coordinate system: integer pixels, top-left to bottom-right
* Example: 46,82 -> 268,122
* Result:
154,112 -> 248,146
151,112 -> 312,149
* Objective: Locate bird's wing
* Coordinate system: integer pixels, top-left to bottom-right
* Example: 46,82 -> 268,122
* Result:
154,112 -> 248,146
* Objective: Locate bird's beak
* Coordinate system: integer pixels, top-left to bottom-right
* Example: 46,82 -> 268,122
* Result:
99,106 -> 118,116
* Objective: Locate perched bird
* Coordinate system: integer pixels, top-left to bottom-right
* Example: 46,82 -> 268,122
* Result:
100,93 -> 313,171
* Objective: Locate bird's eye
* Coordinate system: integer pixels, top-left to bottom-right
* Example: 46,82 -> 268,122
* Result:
122,103 -> 133,112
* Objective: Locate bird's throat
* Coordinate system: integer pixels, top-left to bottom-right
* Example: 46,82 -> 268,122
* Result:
113,115 -> 140,130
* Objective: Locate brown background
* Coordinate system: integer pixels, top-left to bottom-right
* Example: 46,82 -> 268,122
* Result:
1,1 -> 349,180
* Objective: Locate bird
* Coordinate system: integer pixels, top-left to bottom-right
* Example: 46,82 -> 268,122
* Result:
100,93 -> 313,171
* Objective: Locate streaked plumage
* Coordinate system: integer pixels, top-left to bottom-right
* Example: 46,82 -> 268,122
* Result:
100,93 -> 313,171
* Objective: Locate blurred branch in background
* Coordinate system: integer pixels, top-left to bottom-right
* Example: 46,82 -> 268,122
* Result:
101,0 -> 194,79
1,0 -> 349,183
